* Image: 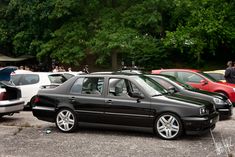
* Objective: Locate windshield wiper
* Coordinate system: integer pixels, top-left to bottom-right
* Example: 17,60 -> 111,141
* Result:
152,92 -> 168,97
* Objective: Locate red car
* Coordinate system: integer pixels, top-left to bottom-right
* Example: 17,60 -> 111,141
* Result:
152,69 -> 235,104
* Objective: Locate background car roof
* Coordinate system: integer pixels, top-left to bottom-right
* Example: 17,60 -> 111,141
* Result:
152,69 -> 200,74
204,70 -> 225,74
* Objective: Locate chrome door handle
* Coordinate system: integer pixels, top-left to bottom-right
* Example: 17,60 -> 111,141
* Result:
69,97 -> 76,102
105,100 -> 112,104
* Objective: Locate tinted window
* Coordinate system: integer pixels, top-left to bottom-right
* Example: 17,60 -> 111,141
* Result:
207,73 -> 225,81
49,75 -> 67,84
151,77 -> 173,89
108,78 -> 130,97
160,71 -> 175,77
129,81 -> 144,96
63,73 -> 75,80
81,77 -> 104,95
11,75 -> 22,85
12,74 -> 39,85
133,75 -> 167,96
177,72 -> 203,83
70,78 -> 84,93
198,72 -> 217,82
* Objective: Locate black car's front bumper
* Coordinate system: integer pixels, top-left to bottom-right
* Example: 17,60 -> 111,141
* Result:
217,105 -> 233,117
182,112 -> 219,135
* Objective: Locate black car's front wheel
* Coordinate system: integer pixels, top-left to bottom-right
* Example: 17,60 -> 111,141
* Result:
154,113 -> 183,140
55,108 -> 78,132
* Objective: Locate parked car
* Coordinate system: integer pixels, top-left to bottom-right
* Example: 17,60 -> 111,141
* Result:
32,74 -> 218,140
0,66 -> 24,117
204,70 -> 225,82
152,69 -> 235,105
147,74 -> 233,118
11,71 -> 69,108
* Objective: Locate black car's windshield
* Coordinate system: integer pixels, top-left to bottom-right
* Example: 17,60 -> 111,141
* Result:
133,75 -> 168,96
198,72 -> 218,82
165,75 -> 194,90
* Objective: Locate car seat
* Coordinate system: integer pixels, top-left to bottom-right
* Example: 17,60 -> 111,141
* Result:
115,86 -> 129,97
90,83 -> 100,95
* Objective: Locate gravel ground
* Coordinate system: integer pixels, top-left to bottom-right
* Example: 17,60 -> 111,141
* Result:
0,110 -> 234,157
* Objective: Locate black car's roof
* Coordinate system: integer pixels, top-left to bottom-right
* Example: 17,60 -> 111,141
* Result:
148,74 -> 176,78
90,71 -> 143,75
79,73 -> 144,77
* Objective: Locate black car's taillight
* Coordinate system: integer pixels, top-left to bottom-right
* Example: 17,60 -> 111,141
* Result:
33,97 -> 40,103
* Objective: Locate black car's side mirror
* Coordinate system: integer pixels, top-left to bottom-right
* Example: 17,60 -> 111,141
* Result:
168,86 -> 177,94
130,92 -> 144,99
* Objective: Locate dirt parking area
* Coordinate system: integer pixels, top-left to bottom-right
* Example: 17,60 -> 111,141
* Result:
0,110 -> 235,157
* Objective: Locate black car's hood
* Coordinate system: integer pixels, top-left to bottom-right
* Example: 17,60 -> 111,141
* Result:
152,92 -> 214,108
188,88 -> 227,101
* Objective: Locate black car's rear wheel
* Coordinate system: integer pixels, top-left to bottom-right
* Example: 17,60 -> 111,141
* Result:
154,113 -> 183,140
56,108 -> 77,132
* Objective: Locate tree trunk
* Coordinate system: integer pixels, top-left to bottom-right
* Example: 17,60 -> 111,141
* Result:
111,50 -> 118,70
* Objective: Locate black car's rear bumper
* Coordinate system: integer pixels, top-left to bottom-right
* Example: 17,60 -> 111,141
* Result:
182,112 -> 219,135
32,106 -> 56,122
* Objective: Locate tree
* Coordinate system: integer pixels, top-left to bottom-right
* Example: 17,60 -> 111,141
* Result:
164,0 -> 235,64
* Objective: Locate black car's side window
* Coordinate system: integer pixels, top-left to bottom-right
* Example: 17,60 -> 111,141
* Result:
128,81 -> 144,97
81,77 -> 104,95
70,78 -> 84,94
108,78 -> 130,98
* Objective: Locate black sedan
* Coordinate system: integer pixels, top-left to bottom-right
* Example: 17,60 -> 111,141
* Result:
32,74 -> 219,140
148,74 -> 233,118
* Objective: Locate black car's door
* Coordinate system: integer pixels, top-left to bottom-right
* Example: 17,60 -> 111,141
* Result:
104,78 -> 154,127
69,77 -> 106,123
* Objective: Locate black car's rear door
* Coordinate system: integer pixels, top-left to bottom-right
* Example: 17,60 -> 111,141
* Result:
69,77 -> 106,123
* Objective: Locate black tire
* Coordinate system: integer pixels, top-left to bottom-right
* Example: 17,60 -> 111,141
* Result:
154,113 -> 183,140
55,108 -> 78,133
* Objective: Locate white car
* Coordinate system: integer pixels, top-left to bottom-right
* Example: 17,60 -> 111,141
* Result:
11,70 -> 68,108
0,67 -> 24,117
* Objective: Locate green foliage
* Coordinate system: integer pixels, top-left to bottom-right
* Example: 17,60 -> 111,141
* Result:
0,0 -> 234,69
164,0 -> 235,64
38,20 -> 87,65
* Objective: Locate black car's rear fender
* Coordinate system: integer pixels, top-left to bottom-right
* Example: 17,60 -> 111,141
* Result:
56,102 -> 76,113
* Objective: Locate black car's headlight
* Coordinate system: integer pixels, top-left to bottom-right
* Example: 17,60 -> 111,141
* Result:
200,107 -> 209,115
226,99 -> 233,106
213,98 -> 225,105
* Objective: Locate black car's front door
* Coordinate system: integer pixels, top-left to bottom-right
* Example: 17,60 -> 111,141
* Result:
104,78 -> 154,127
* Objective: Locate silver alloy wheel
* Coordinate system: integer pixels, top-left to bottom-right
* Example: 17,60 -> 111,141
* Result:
56,109 -> 75,132
156,114 -> 180,139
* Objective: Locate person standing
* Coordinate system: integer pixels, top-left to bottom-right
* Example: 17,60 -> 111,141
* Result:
53,66 -> 59,72
83,65 -> 89,74
224,61 -> 235,83
68,67 -> 72,72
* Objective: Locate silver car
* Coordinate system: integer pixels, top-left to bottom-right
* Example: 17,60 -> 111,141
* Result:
0,66 -> 24,118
